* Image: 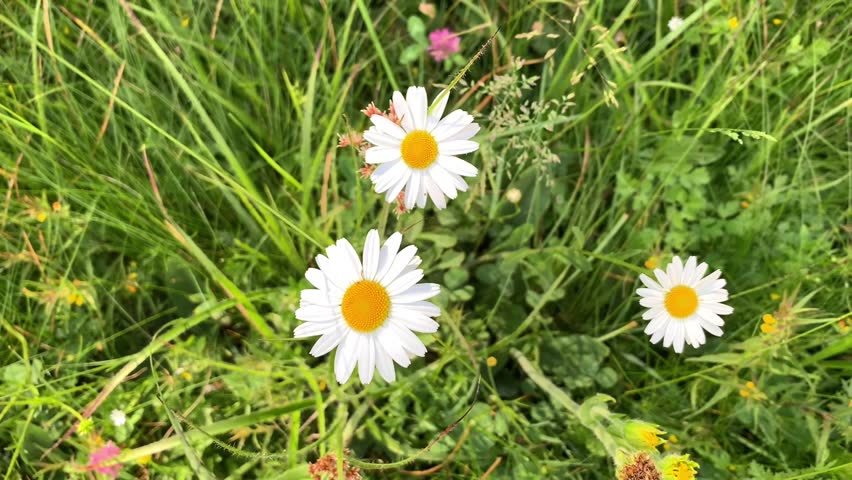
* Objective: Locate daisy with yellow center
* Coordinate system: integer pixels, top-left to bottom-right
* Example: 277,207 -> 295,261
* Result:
294,230 -> 441,384
363,86 -> 480,210
637,256 -> 734,353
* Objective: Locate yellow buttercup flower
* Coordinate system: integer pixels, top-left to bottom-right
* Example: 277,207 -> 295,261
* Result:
486,356 -> 497,367
728,17 -> 739,30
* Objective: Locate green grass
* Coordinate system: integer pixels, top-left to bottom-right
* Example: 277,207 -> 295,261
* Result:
1,0 -> 850,478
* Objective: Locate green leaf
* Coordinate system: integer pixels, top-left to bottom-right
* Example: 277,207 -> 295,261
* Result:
406,16 -> 426,39
400,44 -> 424,64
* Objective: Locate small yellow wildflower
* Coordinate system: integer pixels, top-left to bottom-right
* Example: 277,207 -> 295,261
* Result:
745,192 -> 754,201
728,17 -> 739,30
772,18 -> 782,25
770,292 -> 781,300
137,454 -> 153,465
839,320 -> 849,334
78,418 -> 95,436
762,314 -> 776,324
36,212 -> 48,222
740,200 -> 750,209
318,379 -> 327,391
51,201 -> 62,212
487,356 -> 498,367
181,17 -> 190,28
660,454 -> 699,480
739,389 -> 751,398
728,465 -> 737,471
181,371 -> 192,380
745,381 -> 756,390
644,255 -> 660,270
126,272 -> 139,293
760,323 -> 776,334
668,434 -> 679,444
624,421 -> 666,450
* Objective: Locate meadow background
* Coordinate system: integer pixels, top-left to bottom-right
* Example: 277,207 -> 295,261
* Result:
1,0 -> 850,478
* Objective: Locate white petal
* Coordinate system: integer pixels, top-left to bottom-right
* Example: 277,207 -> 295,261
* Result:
696,308 -> 725,326
380,245 -> 418,286
370,114 -> 407,140
438,140 -> 479,156
700,293 -> 729,303
358,337 -> 376,384
703,302 -> 734,315
294,321 -> 337,339
385,269 -> 425,296
693,262 -> 709,283
372,161 -> 407,192
301,289 -> 336,306
427,90 -> 450,129
393,91 -> 413,132
423,176 -> 447,209
639,274 -> 664,291
305,268 -> 328,290
406,86 -> 428,130
642,306 -> 666,321
362,230 -> 380,280
388,321 -> 427,356
437,155 -> 478,177
697,316 -> 724,336
671,322 -> 685,353
667,256 -> 684,285
426,163 -> 460,198
404,171 -> 420,210
693,269 -> 722,292
682,256 -> 698,285
384,169 -> 411,202
334,332 -> 358,384
397,300 -> 441,317
317,253 -> 355,291
644,313 -> 669,334
698,279 -> 726,295
335,239 -> 362,278
375,346 -> 396,382
363,127 -> 401,148
650,319 -> 669,344
416,177 -> 428,208
374,232 -> 402,281
653,269 -> 672,289
296,305 -> 339,322
431,111 -> 473,141
378,325 -> 411,367
392,283 -> 440,303
445,123 -> 480,142
308,328 -> 345,356
636,288 -> 663,298
392,312 -> 439,333
688,320 -> 706,347
639,296 -> 663,308
365,146 -> 402,164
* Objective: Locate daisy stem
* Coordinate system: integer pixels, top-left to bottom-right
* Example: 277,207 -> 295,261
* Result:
427,29 -> 499,115
597,321 -> 640,342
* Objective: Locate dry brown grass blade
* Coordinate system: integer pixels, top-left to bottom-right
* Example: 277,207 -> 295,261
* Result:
96,62 -> 126,146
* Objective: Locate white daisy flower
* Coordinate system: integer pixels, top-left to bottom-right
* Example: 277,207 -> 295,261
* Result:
109,409 -> 126,427
363,86 -> 480,210
636,256 -> 733,353
667,16 -> 685,31
294,229 -> 441,384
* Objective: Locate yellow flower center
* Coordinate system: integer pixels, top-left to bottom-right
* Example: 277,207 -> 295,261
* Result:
400,130 -> 438,169
340,280 -> 391,332
665,285 -> 699,319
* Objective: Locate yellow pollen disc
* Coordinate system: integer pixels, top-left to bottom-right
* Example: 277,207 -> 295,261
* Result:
400,130 -> 438,169
665,285 -> 699,319
341,280 -> 391,332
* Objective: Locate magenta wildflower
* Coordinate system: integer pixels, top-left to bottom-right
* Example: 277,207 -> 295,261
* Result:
428,28 -> 460,62
87,441 -> 123,478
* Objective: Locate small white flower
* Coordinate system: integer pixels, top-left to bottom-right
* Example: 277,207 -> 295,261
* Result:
636,256 -> 733,353
667,16 -> 685,31
109,409 -> 126,427
505,188 -> 522,204
294,230 -> 441,384
363,86 -> 480,210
